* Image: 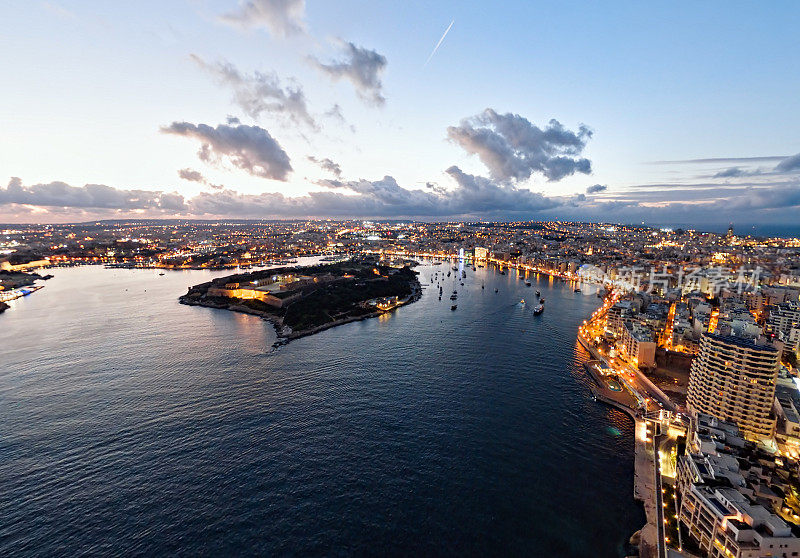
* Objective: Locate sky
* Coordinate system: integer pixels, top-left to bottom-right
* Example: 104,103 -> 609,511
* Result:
1,0 -> 799,231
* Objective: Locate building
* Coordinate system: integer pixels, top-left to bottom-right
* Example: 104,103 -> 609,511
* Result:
678,484 -> 800,558
676,415 -> 800,558
619,320 -> 656,368
473,246 -> 488,261
687,333 -> 780,442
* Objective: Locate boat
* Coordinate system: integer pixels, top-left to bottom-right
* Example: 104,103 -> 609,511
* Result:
574,288 -> 581,293
159,272 -> 165,276
525,281 -> 531,287
450,294 -> 458,300
462,270 -> 466,278
533,304 -> 544,315
535,290 -> 540,296
519,299 -> 525,305
540,297 -> 546,303
447,272 -> 451,277
451,304 -> 458,311
494,288 -> 499,293
500,270 -> 506,275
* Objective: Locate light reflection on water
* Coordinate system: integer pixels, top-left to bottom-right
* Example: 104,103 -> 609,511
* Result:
1,262 -> 644,557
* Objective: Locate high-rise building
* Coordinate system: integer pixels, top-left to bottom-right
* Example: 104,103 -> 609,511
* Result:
687,333 -> 779,441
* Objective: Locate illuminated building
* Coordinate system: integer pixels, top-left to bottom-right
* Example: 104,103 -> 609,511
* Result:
687,333 -> 780,442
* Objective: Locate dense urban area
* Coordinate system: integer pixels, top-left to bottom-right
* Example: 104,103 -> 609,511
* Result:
4,219 -> 800,558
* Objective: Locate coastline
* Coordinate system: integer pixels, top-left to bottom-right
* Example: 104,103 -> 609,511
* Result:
179,277 -> 422,348
578,334 -> 661,557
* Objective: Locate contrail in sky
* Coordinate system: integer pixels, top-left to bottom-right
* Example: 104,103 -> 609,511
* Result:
424,20 -> 454,67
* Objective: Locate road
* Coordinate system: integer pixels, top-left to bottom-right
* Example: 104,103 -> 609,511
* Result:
654,434 -> 667,558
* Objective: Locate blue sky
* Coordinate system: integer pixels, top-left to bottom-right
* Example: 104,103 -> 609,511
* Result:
1,0 -> 799,229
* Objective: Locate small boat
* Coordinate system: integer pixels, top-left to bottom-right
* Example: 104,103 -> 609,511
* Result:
519,299 -> 526,305
535,290 -> 540,296
494,288 -> 499,293
533,304 -> 544,315
451,304 -> 458,311
574,288 -> 581,293
159,272 -> 165,276
450,294 -> 458,300
500,270 -> 506,275
525,281 -> 531,287
540,297 -> 546,303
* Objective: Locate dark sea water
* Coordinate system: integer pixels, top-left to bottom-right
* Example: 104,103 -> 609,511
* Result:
1,261 -> 644,557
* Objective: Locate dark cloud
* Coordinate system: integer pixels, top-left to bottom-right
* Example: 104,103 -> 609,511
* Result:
0,177 -> 186,211
442,166 -> 562,213
311,41 -> 387,106
192,55 -> 317,129
220,0 -> 305,38
650,155 -> 788,165
775,153 -> 800,173
586,184 -> 607,194
161,121 -> 292,181
307,156 -> 342,178
447,109 -> 592,182
714,167 -> 748,178
177,168 -> 224,190
178,168 -> 204,182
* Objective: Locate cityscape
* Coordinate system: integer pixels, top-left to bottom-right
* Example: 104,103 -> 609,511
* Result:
3,2 -> 800,558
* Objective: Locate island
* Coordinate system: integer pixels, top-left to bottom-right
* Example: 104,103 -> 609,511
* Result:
179,256 -> 421,343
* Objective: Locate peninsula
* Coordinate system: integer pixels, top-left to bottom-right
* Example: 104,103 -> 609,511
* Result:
180,257 -> 420,342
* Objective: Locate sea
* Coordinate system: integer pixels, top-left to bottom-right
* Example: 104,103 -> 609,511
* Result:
0,259 -> 644,557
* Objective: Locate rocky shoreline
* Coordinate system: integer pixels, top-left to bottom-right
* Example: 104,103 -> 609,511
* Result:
179,261 -> 422,348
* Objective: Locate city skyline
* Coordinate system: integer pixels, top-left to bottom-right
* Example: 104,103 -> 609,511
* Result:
2,1 -> 800,229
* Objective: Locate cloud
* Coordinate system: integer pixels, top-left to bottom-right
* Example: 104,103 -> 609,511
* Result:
447,109 -> 592,182
307,156 -> 342,178
586,184 -> 607,194
178,168 -> 204,182
649,155 -> 789,165
220,0 -> 305,38
311,41 -> 387,105
0,177 -> 186,211
775,152 -> 800,173
192,55 -> 317,129
177,168 -> 224,190
713,167 -> 750,178
161,121 -> 292,181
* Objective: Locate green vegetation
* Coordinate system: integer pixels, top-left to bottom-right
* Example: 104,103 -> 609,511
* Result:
183,257 -> 419,335
282,266 -> 415,331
